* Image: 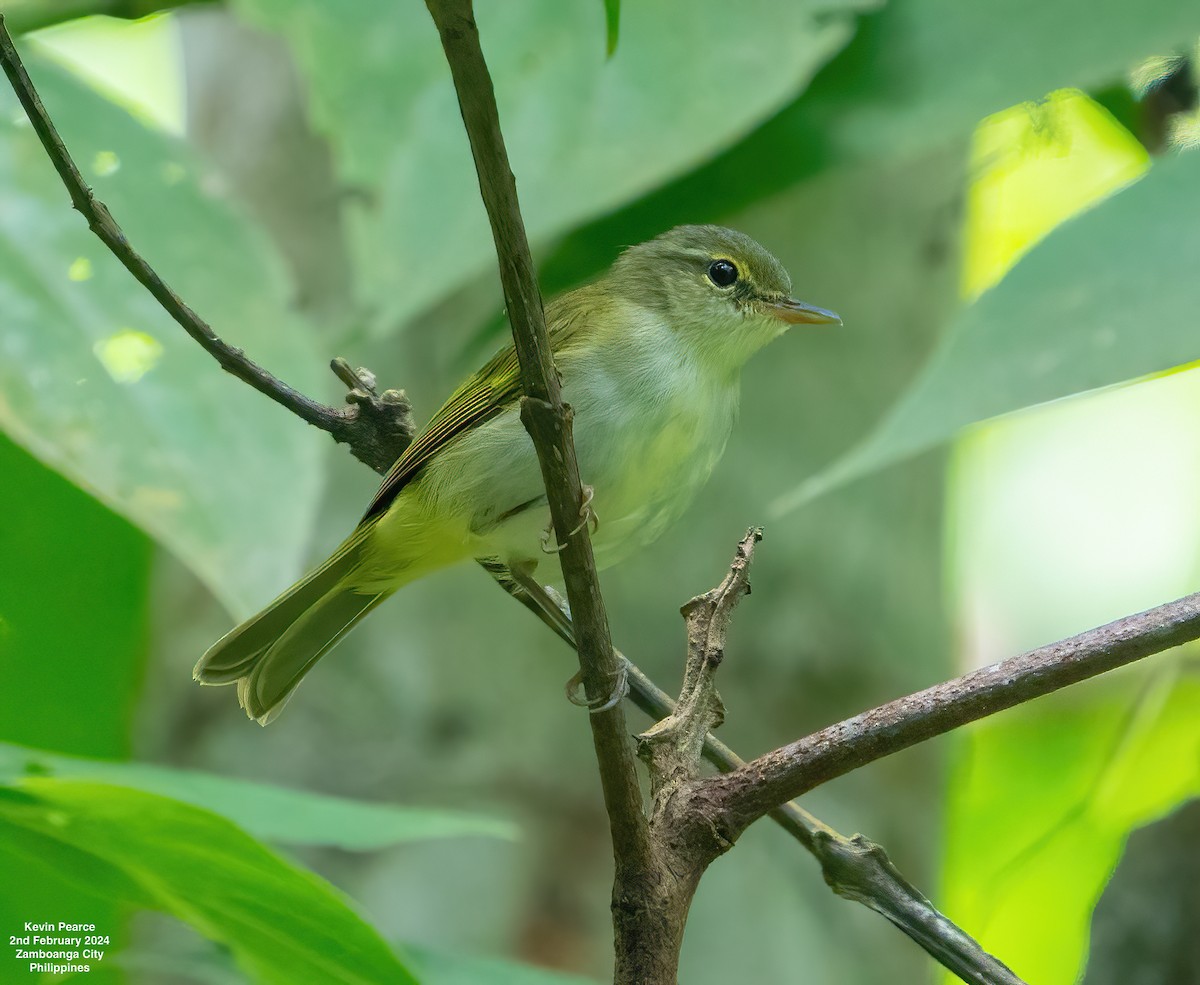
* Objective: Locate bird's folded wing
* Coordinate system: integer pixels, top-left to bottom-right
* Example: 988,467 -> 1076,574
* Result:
358,297 -> 592,525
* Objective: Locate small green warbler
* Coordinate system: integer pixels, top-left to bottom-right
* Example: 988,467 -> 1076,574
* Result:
195,225 -> 839,723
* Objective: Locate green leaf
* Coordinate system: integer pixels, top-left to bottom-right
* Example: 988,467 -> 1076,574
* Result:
800,0 -> 1200,167
231,0 -> 866,335
0,57 -> 327,617
775,149 -> 1200,512
543,0 -> 1200,285
0,779 -> 420,985
0,435 -> 150,757
602,0 -> 620,57
0,741 -> 516,850
0,434 -> 150,984
940,670 -> 1200,984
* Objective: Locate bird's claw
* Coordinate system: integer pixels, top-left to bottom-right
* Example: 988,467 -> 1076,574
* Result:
564,655 -> 630,714
540,484 -> 599,554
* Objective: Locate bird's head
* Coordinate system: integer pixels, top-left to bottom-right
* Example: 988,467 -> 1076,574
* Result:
609,224 -> 839,373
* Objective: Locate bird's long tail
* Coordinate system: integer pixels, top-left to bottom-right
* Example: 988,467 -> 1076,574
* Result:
193,530 -> 389,725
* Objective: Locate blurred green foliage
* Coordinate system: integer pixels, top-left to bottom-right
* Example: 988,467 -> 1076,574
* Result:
788,137 -> 1200,509
0,741 -> 518,848
0,56 -> 325,617
0,433 -> 148,984
943,672 -> 1200,983
0,779 -> 420,983
1,0 -> 1199,983
230,0 -> 867,337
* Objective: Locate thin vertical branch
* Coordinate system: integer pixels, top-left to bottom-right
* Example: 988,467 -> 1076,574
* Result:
422,0 -> 651,897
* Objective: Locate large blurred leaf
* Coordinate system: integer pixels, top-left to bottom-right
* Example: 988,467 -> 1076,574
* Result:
0,779 -> 419,985
776,147 -> 1200,510
0,741 -> 516,849
959,90 -> 1149,300
796,0 -> 1200,167
940,671 -> 1200,984
0,434 -> 149,985
936,363 -> 1200,984
540,0 -> 1200,296
0,436 -> 150,757
231,0 -> 867,335
0,57 -> 326,617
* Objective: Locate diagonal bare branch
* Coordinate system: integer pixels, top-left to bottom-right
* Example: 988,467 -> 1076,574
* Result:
710,590 -> 1200,837
0,14 -> 414,474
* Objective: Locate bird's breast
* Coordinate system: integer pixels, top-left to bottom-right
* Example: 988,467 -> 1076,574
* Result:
563,340 -> 738,569
424,325 -> 741,574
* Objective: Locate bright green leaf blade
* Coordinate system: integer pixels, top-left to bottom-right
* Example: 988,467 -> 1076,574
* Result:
0,57 -> 326,617
0,779 -> 420,985
232,0 -> 866,335
0,742 -> 516,849
775,150 -> 1200,512
0,434 -> 151,985
0,436 -> 150,759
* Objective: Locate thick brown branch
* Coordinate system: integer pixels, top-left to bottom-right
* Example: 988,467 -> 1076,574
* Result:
422,0 -> 650,889
712,589 -> 1200,834
486,560 -> 1025,984
0,15 -> 414,475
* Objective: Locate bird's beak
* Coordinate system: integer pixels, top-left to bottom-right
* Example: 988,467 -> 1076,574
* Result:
764,297 -> 842,326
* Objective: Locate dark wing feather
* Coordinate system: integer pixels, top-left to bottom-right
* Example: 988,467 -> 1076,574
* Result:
358,290 -> 597,524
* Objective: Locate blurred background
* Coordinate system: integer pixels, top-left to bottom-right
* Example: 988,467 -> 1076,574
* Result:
2,1 -> 1200,982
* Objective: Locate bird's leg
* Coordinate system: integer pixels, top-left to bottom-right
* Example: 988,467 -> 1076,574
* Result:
539,483 -> 599,554
481,557 -> 575,647
499,559 -> 629,714
564,657 -> 629,714
580,483 -> 600,534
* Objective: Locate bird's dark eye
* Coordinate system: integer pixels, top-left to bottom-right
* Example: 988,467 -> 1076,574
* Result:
707,259 -> 738,288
